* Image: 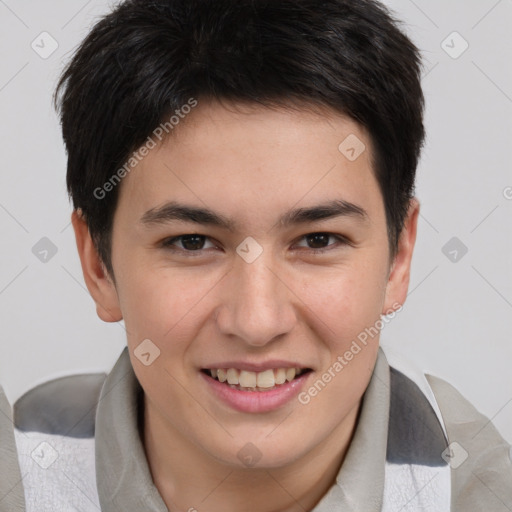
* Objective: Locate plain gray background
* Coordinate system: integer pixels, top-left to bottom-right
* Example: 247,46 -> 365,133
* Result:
0,0 -> 511,443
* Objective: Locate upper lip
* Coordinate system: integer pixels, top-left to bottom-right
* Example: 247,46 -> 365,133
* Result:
201,360 -> 311,372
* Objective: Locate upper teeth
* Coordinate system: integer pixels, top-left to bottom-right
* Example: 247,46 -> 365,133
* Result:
209,368 -> 304,388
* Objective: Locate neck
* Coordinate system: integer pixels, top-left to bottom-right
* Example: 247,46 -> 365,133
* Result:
142,397 -> 362,512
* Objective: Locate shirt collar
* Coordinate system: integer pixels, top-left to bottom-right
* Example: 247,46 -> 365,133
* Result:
95,346 -> 390,512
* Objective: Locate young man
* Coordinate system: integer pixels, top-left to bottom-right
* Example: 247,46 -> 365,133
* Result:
10,0 -> 512,511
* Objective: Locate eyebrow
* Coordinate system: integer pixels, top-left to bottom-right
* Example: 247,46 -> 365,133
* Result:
139,199 -> 369,231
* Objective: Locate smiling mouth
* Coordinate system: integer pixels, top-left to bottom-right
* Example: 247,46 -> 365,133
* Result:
200,367 -> 313,392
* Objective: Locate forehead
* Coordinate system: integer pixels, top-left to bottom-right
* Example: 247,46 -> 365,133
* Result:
114,100 -> 382,228
164,100 -> 371,160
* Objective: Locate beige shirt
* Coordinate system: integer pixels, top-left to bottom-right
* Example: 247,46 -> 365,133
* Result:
0,386 -> 26,512
10,346 -> 512,511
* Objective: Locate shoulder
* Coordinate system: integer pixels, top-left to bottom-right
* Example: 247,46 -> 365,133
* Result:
14,372 -> 106,437
0,385 -> 26,512
426,373 -> 512,511
13,373 -> 107,512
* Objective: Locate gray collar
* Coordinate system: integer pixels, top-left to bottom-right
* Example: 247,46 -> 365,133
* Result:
95,347 -> 390,512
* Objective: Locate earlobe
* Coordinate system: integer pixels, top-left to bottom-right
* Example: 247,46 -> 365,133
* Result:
71,209 -> 123,323
381,198 -> 420,315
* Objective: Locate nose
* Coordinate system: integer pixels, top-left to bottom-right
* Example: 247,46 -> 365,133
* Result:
215,249 -> 297,347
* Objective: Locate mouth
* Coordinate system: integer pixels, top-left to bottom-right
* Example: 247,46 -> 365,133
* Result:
200,367 -> 313,392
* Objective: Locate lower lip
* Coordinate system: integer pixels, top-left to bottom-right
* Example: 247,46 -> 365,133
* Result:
200,371 -> 312,413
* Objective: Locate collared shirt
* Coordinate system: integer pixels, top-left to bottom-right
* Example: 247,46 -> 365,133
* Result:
11,346 -> 512,511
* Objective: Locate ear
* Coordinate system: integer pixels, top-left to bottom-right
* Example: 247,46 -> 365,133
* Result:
71,209 -> 123,323
382,198 -> 420,315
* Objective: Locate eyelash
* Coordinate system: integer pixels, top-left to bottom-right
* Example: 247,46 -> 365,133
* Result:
160,232 -> 351,256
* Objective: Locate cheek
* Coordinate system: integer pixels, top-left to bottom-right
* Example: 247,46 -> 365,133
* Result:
305,271 -> 382,413
302,259 -> 387,348
118,263 -> 218,350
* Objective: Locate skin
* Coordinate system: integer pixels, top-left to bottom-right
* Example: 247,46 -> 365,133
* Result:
72,100 -> 419,512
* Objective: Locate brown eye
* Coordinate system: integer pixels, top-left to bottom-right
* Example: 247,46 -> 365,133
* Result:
305,233 -> 331,249
294,232 -> 350,253
162,234 -> 216,252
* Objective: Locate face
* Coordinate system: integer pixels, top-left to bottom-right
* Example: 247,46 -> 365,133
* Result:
73,100 -> 418,469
